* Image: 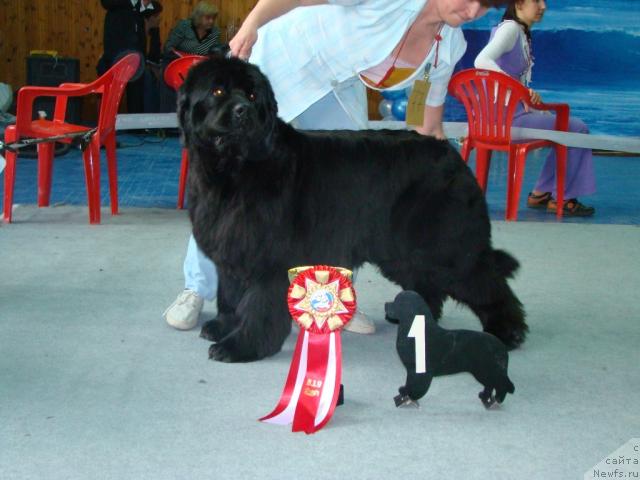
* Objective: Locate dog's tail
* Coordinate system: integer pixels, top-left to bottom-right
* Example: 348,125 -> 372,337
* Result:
491,249 -> 520,278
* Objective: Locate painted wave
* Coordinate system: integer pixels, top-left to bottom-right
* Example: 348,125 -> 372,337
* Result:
459,29 -> 640,88
468,1 -> 640,34
446,28 -> 640,136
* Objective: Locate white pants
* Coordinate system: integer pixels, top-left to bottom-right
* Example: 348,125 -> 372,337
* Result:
183,91 -> 360,298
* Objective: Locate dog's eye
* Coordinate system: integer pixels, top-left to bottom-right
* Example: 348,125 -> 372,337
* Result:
248,92 -> 256,102
212,87 -> 225,97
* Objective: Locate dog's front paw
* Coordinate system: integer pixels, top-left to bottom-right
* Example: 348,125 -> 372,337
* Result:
208,342 -> 256,363
200,315 -> 235,342
208,342 -> 235,362
200,319 -> 228,342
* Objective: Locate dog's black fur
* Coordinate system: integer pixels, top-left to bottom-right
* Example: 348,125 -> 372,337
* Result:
178,56 -> 528,363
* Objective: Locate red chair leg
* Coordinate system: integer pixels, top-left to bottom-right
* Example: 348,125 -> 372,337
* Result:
505,150 -> 515,220
506,147 -> 527,221
105,132 -> 119,215
91,139 -> 102,224
555,144 -> 567,219
82,139 -> 101,224
475,148 -> 492,193
177,148 -> 189,209
3,126 -> 18,223
37,142 -> 55,207
81,146 -> 94,223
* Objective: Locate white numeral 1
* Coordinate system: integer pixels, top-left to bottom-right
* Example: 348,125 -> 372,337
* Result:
408,315 -> 426,373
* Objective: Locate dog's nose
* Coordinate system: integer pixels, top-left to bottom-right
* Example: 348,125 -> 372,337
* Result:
233,104 -> 248,118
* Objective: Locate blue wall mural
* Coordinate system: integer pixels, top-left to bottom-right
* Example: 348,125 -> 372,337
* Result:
447,0 -> 640,136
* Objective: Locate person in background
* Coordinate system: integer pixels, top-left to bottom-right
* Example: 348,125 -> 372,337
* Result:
474,0 -> 596,216
164,0 -> 515,334
163,1 -> 222,59
143,1 -> 164,113
100,0 -> 159,113
144,1 -> 163,64
159,1 -> 222,112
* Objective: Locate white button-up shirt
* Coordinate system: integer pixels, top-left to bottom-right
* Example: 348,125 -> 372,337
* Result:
249,0 -> 466,125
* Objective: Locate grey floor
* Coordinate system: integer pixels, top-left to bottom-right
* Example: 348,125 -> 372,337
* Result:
1,205 -> 639,479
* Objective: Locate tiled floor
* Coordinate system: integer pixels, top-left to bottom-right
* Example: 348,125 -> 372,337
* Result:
2,131 -> 640,225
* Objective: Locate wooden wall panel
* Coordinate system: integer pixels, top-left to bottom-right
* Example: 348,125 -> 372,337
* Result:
0,0 -> 256,92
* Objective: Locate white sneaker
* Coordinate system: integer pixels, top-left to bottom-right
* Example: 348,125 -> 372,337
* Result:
164,290 -> 204,330
344,310 -> 376,335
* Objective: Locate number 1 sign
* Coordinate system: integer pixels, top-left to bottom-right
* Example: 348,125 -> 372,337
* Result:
389,290 -> 516,409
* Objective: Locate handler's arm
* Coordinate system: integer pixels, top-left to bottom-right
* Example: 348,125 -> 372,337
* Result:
230,0 -> 328,58
414,105 -> 446,140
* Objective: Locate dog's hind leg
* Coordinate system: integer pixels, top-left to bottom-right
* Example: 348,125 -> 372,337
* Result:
472,288 -> 527,350
450,276 -> 528,350
208,272 -> 292,362
438,248 -> 527,349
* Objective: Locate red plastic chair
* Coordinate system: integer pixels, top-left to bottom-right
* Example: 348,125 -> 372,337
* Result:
3,53 -> 140,224
163,55 -> 206,209
448,69 -> 569,221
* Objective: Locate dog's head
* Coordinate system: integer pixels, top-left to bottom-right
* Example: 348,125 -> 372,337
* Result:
178,55 -> 279,159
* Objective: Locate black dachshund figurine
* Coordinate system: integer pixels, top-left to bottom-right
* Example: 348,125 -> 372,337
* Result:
387,291 -> 515,409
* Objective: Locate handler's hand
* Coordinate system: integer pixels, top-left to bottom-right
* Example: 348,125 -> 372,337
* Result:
229,22 -> 258,60
523,89 -> 542,112
415,124 -> 447,140
528,88 -> 542,105
414,104 -> 446,140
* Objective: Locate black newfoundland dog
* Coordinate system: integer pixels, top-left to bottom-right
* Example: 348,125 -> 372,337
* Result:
178,56 -> 528,363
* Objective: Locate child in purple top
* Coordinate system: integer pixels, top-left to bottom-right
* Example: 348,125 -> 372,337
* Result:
475,0 -> 596,216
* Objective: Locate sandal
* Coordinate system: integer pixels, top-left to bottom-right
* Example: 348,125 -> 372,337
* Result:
547,198 -> 595,217
527,191 -> 553,209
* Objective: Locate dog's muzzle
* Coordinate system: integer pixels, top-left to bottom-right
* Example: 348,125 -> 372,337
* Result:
232,103 -> 248,120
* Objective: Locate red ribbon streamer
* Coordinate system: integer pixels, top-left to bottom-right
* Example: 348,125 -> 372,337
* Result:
260,266 -> 355,434
259,331 -> 307,423
292,332 -> 333,433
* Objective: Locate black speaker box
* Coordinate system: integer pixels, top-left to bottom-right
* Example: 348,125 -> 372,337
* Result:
26,56 -> 81,123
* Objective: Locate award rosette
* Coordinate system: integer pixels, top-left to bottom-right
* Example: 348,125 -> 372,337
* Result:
260,265 -> 356,434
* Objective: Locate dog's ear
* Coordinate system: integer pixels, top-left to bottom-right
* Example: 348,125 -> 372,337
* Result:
249,62 -> 277,116
250,64 -> 280,148
208,43 -> 230,58
259,74 -> 278,118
